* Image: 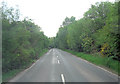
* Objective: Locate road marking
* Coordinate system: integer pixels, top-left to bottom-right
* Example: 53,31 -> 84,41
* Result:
25,62 -> 36,72
57,56 -> 58,58
25,59 -> 40,72
29,62 -> 36,69
58,60 -> 60,64
61,74 -> 65,84
75,55 -> 118,78
36,60 -> 39,63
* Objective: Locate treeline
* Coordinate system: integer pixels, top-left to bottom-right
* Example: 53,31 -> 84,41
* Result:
52,2 -> 120,60
2,2 -> 49,73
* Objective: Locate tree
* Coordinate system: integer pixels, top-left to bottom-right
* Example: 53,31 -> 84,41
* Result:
54,1 -> 119,61
62,16 -> 76,27
2,2 -> 49,73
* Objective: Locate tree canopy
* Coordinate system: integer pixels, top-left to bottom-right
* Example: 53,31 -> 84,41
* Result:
53,1 -> 119,60
2,2 -> 49,72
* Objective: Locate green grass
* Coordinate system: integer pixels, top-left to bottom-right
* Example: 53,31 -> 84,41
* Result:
64,49 -> 119,75
3,69 -> 23,82
3,49 -> 49,82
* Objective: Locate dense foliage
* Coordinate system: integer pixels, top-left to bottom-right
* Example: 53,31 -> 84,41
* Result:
53,2 -> 120,60
1,1 -> 120,75
2,2 -> 49,73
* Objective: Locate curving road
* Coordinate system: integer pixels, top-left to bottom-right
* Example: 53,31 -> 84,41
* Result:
9,48 -> 119,82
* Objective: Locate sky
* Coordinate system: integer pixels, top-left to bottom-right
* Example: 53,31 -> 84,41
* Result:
1,0 -> 115,37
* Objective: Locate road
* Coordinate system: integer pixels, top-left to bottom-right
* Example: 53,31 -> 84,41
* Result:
9,48 -> 119,82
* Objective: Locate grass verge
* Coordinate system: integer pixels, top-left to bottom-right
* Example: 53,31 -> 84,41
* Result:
2,49 -> 49,82
64,49 -> 119,75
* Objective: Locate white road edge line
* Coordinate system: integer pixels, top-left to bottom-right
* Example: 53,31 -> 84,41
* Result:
29,62 -> 36,69
76,55 -> 119,78
36,60 -> 39,63
58,60 -> 60,64
25,59 -> 39,72
61,74 -> 65,84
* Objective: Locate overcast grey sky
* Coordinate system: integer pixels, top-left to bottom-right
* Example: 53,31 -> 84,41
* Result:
1,0 -> 115,37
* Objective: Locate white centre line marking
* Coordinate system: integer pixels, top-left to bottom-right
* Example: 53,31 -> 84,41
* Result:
61,74 -> 65,84
57,56 -> 58,58
58,60 -> 60,64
